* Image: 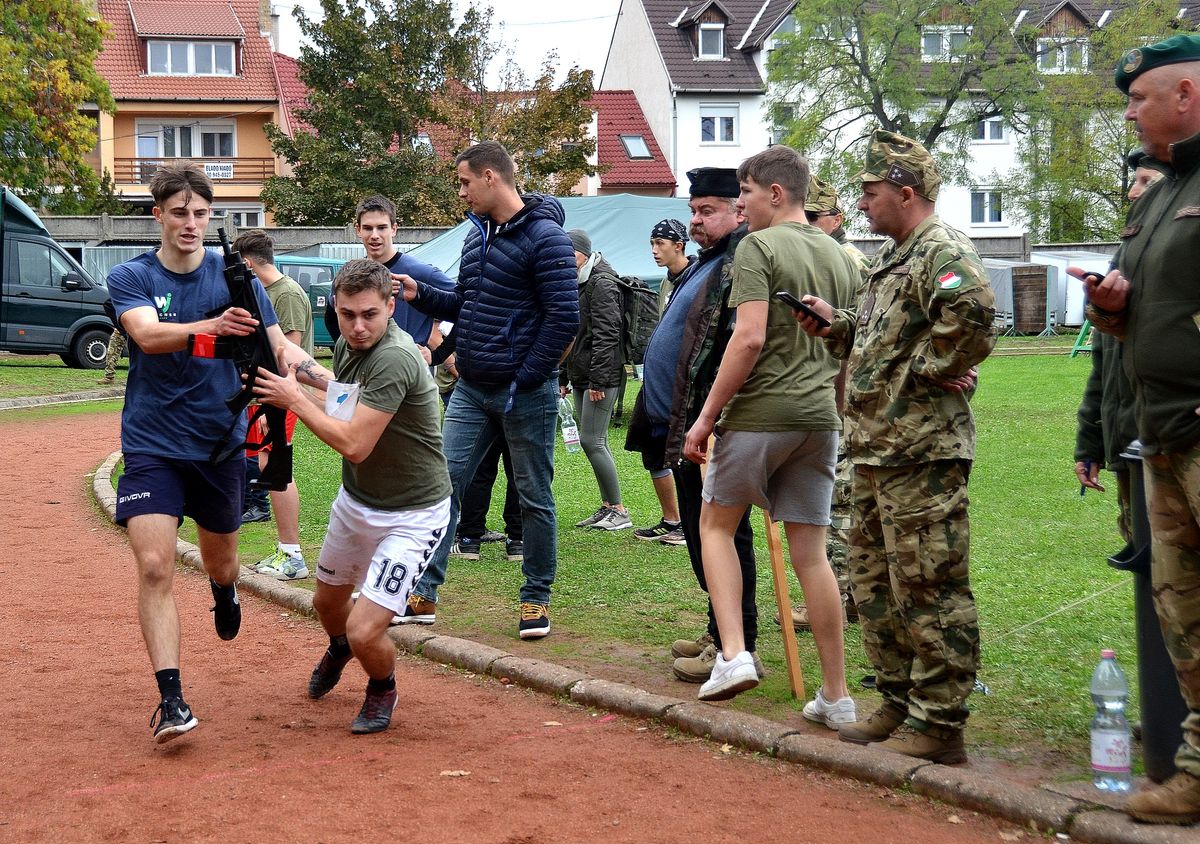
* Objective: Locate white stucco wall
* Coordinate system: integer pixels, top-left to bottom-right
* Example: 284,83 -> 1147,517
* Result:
672,93 -> 772,196
600,0 -> 675,169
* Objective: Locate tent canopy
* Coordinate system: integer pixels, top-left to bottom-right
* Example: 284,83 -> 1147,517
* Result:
406,194 -> 699,292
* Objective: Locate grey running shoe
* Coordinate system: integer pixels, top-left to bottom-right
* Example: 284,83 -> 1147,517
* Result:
575,506 -> 610,528
591,509 -> 633,531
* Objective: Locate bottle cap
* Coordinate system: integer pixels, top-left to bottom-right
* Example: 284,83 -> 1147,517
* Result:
1101,648 -> 1116,659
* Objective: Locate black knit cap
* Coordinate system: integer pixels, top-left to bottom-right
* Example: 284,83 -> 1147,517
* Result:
651,219 -> 688,242
686,167 -> 740,198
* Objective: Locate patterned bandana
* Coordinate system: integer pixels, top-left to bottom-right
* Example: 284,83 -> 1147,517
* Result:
651,219 -> 688,243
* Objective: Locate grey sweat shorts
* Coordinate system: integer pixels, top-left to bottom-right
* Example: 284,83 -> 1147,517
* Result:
702,428 -> 838,525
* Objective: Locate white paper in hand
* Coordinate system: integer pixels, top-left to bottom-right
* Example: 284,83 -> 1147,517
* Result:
325,380 -> 360,421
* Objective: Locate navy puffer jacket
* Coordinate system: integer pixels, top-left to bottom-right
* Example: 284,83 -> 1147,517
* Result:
413,194 -> 579,390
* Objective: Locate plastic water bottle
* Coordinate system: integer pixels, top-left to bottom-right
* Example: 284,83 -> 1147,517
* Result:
1090,649 -> 1132,792
558,396 -> 581,453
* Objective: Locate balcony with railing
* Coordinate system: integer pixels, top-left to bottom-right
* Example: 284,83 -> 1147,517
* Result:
113,157 -> 275,185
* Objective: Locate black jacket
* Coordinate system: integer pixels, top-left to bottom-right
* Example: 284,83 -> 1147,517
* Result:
565,255 -> 625,390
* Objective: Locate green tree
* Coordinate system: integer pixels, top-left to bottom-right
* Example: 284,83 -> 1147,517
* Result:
994,0 -> 1182,241
261,0 -> 485,226
768,0 -> 1041,187
0,0 -> 115,208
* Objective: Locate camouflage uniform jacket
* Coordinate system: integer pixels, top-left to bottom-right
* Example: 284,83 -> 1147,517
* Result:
1092,131 -> 1200,456
825,214 -> 995,466
663,224 -> 749,465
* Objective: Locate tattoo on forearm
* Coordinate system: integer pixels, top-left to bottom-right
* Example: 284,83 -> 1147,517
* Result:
292,358 -> 329,386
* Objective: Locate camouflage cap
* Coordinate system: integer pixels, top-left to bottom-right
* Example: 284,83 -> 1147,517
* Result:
855,129 -> 942,201
1115,34 -> 1200,94
806,174 -> 841,214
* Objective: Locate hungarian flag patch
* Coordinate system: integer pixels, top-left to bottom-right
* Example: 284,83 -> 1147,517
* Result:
937,270 -> 962,290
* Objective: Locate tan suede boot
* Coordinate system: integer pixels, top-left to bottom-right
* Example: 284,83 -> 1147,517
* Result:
838,701 -> 906,745
670,631 -> 713,660
1126,772 -> 1200,826
877,725 -> 967,765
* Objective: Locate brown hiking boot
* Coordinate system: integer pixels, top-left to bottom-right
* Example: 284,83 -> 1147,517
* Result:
672,644 -> 764,683
844,600 -> 859,623
838,701 -> 906,745
773,604 -> 847,632
671,631 -> 713,660
877,725 -> 967,765
1127,772 -> 1200,825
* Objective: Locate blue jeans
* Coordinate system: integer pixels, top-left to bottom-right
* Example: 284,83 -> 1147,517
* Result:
413,376 -> 559,605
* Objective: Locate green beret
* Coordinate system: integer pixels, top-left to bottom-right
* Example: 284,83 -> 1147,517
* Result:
855,129 -> 942,201
806,174 -> 841,214
1115,34 -> 1200,94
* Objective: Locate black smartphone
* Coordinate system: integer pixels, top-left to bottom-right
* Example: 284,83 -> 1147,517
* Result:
774,290 -> 831,328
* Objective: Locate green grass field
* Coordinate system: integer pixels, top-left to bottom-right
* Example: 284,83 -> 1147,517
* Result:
0,347 -> 1130,775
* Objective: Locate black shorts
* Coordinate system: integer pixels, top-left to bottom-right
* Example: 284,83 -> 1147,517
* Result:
116,453 -> 244,534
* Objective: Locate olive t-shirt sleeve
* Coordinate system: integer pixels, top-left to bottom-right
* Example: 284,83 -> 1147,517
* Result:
730,237 -> 773,306
357,345 -> 418,416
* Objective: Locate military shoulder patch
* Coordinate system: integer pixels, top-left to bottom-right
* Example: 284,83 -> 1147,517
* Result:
937,270 -> 963,290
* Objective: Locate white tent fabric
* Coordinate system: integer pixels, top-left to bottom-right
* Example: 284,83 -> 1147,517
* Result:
406,194 -> 699,292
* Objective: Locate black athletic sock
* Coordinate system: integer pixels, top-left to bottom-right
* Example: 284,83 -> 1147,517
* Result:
328,634 -> 351,660
367,673 -> 395,694
155,668 -> 182,700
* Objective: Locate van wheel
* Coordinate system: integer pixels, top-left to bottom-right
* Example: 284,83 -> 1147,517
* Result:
71,328 -> 111,370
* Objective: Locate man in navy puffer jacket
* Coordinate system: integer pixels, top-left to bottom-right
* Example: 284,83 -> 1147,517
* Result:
396,141 -> 579,639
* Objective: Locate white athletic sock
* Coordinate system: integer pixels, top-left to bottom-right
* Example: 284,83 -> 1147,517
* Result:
278,543 -> 302,558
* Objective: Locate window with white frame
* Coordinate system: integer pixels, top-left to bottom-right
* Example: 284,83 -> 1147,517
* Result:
212,205 -> 264,228
700,104 -> 738,144
148,40 -> 236,76
412,133 -> 433,152
1038,37 -> 1088,73
699,23 -> 725,59
620,135 -> 652,159
136,121 -> 235,159
922,26 -> 969,61
970,190 -> 1004,224
971,116 -> 1006,143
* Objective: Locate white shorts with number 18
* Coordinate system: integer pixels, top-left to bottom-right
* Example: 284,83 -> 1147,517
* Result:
317,487 -> 450,616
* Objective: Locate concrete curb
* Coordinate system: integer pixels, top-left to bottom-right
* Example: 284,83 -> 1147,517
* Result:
91,450 -> 1185,843
0,386 -> 124,411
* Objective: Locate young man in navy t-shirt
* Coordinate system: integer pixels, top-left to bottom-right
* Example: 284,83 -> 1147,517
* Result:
108,163 -> 323,744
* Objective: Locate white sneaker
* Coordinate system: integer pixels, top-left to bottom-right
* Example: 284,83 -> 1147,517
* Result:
271,556 -> 309,581
253,548 -> 289,575
697,651 -> 759,702
802,688 -> 857,730
591,509 -> 633,531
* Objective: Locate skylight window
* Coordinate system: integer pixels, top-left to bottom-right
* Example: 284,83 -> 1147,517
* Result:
620,135 -> 652,159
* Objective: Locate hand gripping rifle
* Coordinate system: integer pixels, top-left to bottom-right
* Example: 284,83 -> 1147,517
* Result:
186,227 -> 293,492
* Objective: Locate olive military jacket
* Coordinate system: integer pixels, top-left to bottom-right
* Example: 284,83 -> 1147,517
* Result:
825,214 -> 996,466
1092,131 -> 1200,456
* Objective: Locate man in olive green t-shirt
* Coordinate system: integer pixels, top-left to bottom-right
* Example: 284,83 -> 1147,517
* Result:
253,258 -> 451,734
234,230 -> 315,581
682,146 -> 857,717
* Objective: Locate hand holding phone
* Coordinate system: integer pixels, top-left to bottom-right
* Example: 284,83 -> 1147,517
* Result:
775,290 -> 831,328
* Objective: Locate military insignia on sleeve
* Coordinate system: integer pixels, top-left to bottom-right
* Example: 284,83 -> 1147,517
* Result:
1123,49 -> 1143,74
937,270 -> 962,290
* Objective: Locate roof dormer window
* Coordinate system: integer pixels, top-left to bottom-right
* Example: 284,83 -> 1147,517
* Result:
148,40 -> 236,76
699,23 -> 725,59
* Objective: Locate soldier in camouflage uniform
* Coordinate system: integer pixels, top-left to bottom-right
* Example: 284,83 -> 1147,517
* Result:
98,327 -> 125,384
797,130 -> 996,764
1080,34 -> 1200,825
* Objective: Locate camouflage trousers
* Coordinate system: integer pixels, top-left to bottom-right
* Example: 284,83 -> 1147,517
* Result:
826,450 -> 852,606
1142,444 -> 1200,777
101,331 -> 125,380
848,460 -> 980,737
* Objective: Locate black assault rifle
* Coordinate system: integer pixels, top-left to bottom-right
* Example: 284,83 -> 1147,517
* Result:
187,227 -> 293,492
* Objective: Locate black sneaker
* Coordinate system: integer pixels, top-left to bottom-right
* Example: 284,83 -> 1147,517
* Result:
518,602 -> 550,639
450,537 -> 482,560
209,578 -> 241,641
240,505 -> 270,524
308,649 -> 354,699
351,687 -> 398,734
633,519 -> 681,541
505,538 -> 524,562
150,696 -> 198,744
479,529 -> 505,543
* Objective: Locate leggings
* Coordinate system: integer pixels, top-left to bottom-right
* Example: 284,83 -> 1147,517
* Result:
573,386 -> 622,505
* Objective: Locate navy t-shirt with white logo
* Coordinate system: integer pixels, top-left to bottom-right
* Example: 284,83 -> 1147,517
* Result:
107,249 -> 278,461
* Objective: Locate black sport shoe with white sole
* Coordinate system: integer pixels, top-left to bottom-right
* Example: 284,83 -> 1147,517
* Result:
209,578 -> 241,641
150,697 -> 198,744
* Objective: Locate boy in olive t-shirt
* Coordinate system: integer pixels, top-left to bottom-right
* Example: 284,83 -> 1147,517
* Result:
253,258 -> 451,735
681,147 -> 857,722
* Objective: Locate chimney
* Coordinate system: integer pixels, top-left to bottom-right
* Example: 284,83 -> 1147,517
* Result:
270,11 -> 281,50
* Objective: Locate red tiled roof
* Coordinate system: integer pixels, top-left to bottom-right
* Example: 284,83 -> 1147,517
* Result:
271,52 -> 309,134
588,90 -> 676,189
96,0 -> 278,101
128,1 -> 244,37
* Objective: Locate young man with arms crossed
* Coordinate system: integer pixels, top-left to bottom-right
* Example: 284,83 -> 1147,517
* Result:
682,146 -> 858,720
254,258 -> 452,733
108,163 -> 305,743
233,230 -> 314,581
